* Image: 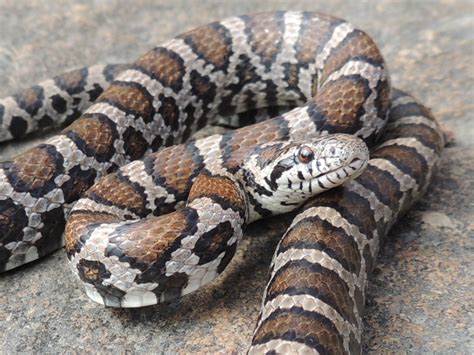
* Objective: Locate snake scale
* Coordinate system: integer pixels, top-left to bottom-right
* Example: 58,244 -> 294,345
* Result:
0,11 -> 444,354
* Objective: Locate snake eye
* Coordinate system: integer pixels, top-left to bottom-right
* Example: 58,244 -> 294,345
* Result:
298,146 -> 314,163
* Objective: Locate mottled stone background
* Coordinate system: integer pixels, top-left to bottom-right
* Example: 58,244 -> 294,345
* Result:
0,0 -> 472,353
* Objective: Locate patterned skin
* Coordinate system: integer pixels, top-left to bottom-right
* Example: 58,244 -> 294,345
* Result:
249,89 -> 444,354
65,134 -> 368,307
0,64 -> 130,142
0,11 -> 444,355
0,11 -> 389,272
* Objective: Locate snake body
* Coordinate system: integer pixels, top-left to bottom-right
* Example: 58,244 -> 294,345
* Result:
0,64 -> 130,143
249,89 -> 444,354
66,132 -> 368,307
1,11 -> 390,272
0,11 -> 444,354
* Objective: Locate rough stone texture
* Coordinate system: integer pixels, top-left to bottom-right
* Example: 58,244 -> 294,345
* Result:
0,0 -> 472,353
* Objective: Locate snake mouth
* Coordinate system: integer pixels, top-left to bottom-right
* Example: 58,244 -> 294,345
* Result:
347,157 -> 367,172
313,156 -> 366,177
285,156 -> 368,188
305,157 -> 368,192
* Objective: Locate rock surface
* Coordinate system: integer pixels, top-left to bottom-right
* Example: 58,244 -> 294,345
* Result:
0,0 -> 472,353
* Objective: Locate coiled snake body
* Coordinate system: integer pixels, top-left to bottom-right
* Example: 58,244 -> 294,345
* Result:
0,11 -> 444,354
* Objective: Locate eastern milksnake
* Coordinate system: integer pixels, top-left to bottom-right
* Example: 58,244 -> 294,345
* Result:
0,11 -> 444,354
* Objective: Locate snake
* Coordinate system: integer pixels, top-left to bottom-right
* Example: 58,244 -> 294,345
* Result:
0,11 -> 444,354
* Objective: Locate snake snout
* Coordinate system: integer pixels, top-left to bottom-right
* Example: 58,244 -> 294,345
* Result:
285,135 -> 369,198
248,135 -> 370,217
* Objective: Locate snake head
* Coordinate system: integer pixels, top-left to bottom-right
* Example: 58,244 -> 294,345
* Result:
242,134 -> 369,220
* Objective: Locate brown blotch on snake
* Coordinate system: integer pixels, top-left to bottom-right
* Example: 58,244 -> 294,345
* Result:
107,209 -> 196,265
64,114 -> 117,158
317,77 -> 371,133
8,146 -> 59,191
151,143 -> 202,194
134,47 -> 185,92
98,81 -> 154,120
86,173 -> 148,217
279,215 -> 362,275
320,29 -> 384,83
252,307 -> 345,354
179,22 -> 233,71
187,172 -> 246,212
295,13 -> 334,66
65,211 -> 120,254
266,259 -> 358,326
13,86 -> 44,116
243,12 -> 285,68
54,67 -> 88,94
